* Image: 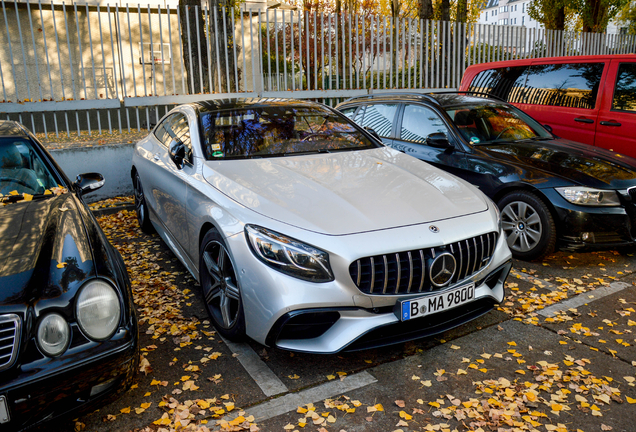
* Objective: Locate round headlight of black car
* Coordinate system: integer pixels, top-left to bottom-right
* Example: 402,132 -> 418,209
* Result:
37,313 -> 70,357
76,279 -> 121,341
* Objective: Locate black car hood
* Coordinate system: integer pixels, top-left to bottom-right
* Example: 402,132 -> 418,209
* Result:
0,193 -> 96,308
480,138 -> 636,189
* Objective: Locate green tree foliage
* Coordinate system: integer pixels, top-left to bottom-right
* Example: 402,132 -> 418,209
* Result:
573,0 -> 630,33
616,1 -> 636,34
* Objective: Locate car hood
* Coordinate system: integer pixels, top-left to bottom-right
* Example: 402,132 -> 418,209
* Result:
480,138 -> 636,189
0,193 -> 95,308
203,147 -> 488,235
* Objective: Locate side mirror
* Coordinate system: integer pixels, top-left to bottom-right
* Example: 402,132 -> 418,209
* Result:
543,124 -> 553,133
363,126 -> 382,143
169,139 -> 186,169
426,132 -> 452,149
75,173 -> 104,195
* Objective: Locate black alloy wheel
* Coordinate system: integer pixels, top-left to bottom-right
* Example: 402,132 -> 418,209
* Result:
498,190 -> 556,261
133,171 -> 154,234
199,230 -> 245,340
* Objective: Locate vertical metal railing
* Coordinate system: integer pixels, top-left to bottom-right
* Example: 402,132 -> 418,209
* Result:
0,2 -> 634,139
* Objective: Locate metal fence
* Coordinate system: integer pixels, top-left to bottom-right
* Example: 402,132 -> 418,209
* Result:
1,1 -> 635,138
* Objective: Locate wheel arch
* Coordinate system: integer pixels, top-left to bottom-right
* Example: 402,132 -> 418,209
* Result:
492,184 -> 560,230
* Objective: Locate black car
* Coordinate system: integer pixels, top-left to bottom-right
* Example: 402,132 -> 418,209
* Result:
0,121 -> 138,431
337,93 -> 636,260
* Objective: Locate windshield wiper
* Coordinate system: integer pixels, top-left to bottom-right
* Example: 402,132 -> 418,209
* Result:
283,149 -> 331,157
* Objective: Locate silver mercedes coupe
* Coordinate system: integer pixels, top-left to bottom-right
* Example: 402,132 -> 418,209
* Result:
131,98 -> 512,353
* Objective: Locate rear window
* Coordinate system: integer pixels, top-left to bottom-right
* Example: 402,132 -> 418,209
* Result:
468,66 -> 528,102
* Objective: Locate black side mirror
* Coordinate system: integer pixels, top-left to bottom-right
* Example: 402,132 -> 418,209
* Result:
363,126 -> 382,143
426,132 -> 452,149
543,124 -> 553,133
75,173 -> 104,195
169,139 -> 186,169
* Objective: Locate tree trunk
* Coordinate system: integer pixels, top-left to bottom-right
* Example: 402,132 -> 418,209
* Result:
208,0 -> 239,92
456,0 -> 467,22
179,0 -> 210,93
441,0 -> 450,21
418,0 -> 433,20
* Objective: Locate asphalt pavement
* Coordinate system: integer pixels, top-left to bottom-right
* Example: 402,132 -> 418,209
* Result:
56,206 -> 636,432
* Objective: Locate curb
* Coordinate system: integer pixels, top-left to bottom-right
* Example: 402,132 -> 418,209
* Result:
90,203 -> 135,217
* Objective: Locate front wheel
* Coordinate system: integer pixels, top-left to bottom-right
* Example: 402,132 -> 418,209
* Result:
199,230 -> 245,341
498,191 -> 556,261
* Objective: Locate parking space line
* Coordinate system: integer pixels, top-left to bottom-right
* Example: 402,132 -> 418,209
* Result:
538,281 -> 632,317
510,269 -> 558,291
230,371 -> 377,424
221,337 -> 289,397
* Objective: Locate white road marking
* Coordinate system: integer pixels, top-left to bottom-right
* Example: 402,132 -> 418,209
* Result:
218,371 -> 377,425
221,337 -> 289,397
510,269 -> 558,291
538,281 -> 632,317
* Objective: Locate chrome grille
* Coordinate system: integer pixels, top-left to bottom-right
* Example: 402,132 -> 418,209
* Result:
349,232 -> 498,295
0,314 -> 21,372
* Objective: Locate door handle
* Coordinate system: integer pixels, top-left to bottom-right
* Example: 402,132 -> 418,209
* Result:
574,117 -> 594,124
153,153 -> 161,161
600,121 -> 621,127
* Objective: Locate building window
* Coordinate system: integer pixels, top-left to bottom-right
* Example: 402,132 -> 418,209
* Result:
522,3 -> 525,12
485,12 -> 488,21
522,16 -> 525,25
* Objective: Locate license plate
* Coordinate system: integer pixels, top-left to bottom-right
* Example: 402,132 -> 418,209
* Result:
396,283 -> 475,321
0,395 -> 9,424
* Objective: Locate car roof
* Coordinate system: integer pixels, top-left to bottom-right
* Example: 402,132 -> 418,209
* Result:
194,97 -> 324,113
338,92 -> 503,109
0,120 -> 29,138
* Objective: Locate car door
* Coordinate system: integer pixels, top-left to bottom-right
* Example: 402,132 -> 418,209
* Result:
392,103 -> 470,177
148,111 -> 194,248
595,60 -> 636,158
517,60 -> 608,146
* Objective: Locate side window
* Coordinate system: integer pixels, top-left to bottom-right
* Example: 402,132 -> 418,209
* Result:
400,105 -> 449,144
467,66 -> 528,102
359,104 -> 397,138
156,113 -> 193,164
339,107 -> 357,119
523,62 -> 604,109
612,63 -> 636,112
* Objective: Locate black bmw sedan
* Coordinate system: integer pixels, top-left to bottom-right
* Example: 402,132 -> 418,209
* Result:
337,93 -> 636,260
0,121 -> 138,430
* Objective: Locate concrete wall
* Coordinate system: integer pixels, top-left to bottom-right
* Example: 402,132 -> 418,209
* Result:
51,143 -> 134,202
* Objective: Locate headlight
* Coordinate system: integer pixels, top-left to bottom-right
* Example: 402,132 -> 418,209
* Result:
555,186 -> 620,206
76,279 -> 121,341
37,313 -> 70,357
245,225 -> 334,282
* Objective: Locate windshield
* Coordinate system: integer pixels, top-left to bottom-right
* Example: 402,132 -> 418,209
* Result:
1,138 -> 61,201
446,104 -> 552,145
199,104 -> 378,159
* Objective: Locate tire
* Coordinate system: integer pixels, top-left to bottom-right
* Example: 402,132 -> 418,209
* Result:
498,191 -> 556,261
199,229 -> 246,341
133,171 -> 155,234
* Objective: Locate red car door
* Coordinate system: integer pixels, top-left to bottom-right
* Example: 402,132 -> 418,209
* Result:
518,59 -> 608,146
595,60 -> 636,159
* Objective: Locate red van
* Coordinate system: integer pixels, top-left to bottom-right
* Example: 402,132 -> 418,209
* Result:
459,55 -> 636,158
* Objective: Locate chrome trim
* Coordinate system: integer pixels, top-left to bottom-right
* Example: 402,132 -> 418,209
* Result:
407,251 -> 413,293
0,314 -> 21,372
395,253 -> 401,294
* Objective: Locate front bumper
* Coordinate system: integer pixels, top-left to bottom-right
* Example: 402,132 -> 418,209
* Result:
541,189 -> 636,250
227,208 -> 512,354
0,327 -> 137,432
